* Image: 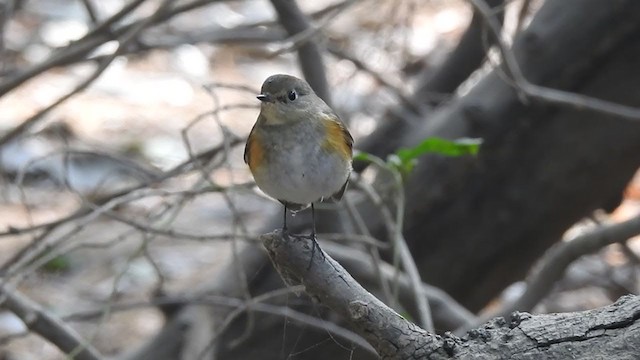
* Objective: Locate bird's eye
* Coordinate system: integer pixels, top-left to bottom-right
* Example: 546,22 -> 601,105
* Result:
287,90 -> 297,101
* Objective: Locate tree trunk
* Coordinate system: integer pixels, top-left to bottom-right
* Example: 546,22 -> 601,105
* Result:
401,0 -> 640,310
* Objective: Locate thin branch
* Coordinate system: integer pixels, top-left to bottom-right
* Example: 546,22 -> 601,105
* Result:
515,0 -> 532,33
469,0 -> 640,121
80,0 -> 100,24
459,213 -> 640,334
62,288 -> 376,356
0,0 -> 239,98
0,0 -> 172,148
342,197 -> 394,306
0,136 -> 242,239
205,287 -> 375,356
0,286 -> 103,360
326,44 -> 422,115
201,86 -> 256,349
0,0 -> 148,98
354,0 -> 506,171
352,168 -> 434,332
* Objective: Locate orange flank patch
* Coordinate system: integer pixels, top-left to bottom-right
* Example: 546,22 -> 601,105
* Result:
244,130 -> 265,171
321,116 -> 353,160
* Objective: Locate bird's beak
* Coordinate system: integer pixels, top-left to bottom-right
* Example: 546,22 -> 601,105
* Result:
256,94 -> 273,103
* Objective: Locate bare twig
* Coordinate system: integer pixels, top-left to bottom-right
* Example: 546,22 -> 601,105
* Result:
0,286 -> 103,360
342,197 -> 394,306
352,166 -> 434,332
0,0 -> 148,98
0,0 -> 238,99
0,0 -> 173,148
62,288 -> 376,356
80,0 -> 100,24
458,213 -> 640,334
515,0 -> 533,33
327,44 -> 423,115
0,135 -> 242,240
318,232 -> 388,248
0,0 -> 179,279
203,287 -> 375,356
469,0 -> 640,121
201,85 -> 256,349
355,0 -> 506,170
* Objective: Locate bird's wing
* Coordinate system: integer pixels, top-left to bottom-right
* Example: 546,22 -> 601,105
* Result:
244,121 -> 261,167
320,112 -> 353,159
321,113 -> 353,203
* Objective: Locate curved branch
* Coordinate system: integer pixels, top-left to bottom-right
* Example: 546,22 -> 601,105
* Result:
325,242 -> 476,331
263,230 -> 640,359
0,286 -> 103,360
460,213 -> 640,333
261,230 -> 444,358
470,0 -> 640,120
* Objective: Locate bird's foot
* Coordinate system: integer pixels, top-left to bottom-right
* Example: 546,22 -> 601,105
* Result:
305,232 -> 325,270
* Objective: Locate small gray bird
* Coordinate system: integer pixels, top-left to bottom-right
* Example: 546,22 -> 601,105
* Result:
244,74 -> 353,261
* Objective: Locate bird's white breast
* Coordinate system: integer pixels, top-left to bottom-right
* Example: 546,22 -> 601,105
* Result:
252,121 -> 350,206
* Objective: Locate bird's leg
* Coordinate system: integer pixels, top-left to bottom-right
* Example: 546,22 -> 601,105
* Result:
282,205 -> 289,238
311,202 -> 316,239
307,203 -> 325,270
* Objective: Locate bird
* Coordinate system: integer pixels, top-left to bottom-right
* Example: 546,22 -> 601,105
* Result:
244,74 -> 353,265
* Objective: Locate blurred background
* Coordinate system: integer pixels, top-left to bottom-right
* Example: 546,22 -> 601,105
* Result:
1,0 -> 639,359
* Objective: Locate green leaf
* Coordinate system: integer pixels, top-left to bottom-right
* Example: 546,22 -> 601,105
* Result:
42,255 -> 72,273
395,137 -> 482,164
353,151 -> 371,162
353,138 -> 482,178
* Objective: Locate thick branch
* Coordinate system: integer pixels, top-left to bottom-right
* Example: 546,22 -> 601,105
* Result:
325,242 -> 476,331
263,231 -> 640,359
261,230 -> 445,359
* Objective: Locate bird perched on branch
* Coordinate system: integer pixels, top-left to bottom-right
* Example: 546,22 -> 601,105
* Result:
245,74 -> 353,264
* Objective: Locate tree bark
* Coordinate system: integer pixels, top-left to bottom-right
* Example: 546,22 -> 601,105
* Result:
262,231 -> 640,359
